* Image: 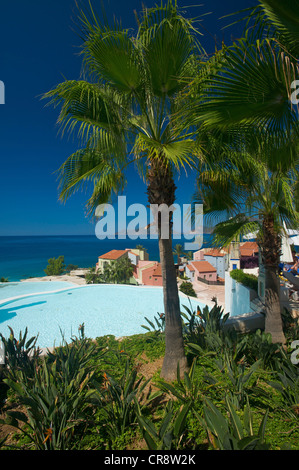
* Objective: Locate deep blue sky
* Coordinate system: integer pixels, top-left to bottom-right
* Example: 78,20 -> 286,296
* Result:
0,0 -> 256,236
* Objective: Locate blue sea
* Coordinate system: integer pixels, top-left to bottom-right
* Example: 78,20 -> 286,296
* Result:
0,235 -> 213,282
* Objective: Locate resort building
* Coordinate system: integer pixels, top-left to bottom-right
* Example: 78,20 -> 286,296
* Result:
185,263 -> 195,282
96,247 -> 159,286
192,247 -> 229,279
240,241 -> 259,269
202,249 -> 228,279
128,248 -> 149,261
96,249 -> 129,273
96,247 -> 148,273
133,260 -> 157,284
139,262 -> 163,286
186,260 -> 218,284
228,241 -> 241,271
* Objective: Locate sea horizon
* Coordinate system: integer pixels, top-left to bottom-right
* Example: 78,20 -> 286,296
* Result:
0,234 -> 214,282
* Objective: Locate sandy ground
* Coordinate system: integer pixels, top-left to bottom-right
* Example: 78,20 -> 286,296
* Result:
177,278 -> 225,309
21,271 -> 88,286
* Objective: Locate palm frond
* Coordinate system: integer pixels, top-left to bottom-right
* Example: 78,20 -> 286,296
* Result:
212,215 -> 260,248
181,37 -> 299,139
57,147 -> 125,214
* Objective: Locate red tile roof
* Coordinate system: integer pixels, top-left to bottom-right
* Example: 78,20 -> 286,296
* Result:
186,264 -> 195,271
191,261 -> 217,273
240,242 -> 258,257
98,250 -> 128,260
205,249 -> 225,257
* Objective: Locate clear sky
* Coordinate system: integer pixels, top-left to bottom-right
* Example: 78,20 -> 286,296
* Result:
0,0 -> 256,236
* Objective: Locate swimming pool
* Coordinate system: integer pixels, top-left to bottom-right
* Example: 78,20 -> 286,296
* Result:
0,283 -> 205,349
0,281 -> 76,301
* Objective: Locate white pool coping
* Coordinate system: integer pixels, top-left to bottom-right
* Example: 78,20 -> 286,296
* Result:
0,282 -> 210,307
0,284 -> 81,307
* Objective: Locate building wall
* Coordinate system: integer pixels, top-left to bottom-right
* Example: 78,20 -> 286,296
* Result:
127,252 -> 139,266
135,261 -> 157,283
194,268 -> 217,283
129,248 -> 149,261
225,271 -> 255,316
204,255 -> 227,279
193,250 -> 204,261
97,252 -> 128,273
185,266 -> 195,281
142,266 -> 163,286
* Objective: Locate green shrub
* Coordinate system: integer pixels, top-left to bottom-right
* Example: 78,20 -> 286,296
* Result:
91,358 -> 150,448
44,255 -> 66,276
1,333 -> 102,450
197,395 -> 270,450
0,327 -> 41,381
230,269 -> 258,291
179,281 -> 197,297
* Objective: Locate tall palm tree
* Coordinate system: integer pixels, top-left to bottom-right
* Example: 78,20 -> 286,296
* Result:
44,1 -> 205,380
193,134 -> 299,344
175,1 -> 299,345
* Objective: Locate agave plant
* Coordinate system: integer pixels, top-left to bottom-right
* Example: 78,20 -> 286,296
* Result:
268,356 -> 299,418
196,395 -> 270,450
91,358 -> 150,446
136,399 -> 192,450
0,327 -> 41,381
1,334 -> 101,450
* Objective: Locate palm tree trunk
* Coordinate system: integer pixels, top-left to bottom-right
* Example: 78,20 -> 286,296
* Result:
264,265 -> 285,344
259,215 -> 286,345
147,157 -> 189,381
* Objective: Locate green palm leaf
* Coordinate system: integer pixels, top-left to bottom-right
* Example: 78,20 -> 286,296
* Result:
255,0 -> 299,57
193,38 -> 298,134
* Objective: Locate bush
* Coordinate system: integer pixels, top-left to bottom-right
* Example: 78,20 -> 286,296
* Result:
1,316 -> 298,450
230,269 -> 258,291
44,255 -> 66,276
179,281 -> 197,297
1,332 -> 102,450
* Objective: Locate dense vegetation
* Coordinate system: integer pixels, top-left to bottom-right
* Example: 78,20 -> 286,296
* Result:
44,256 -> 79,276
85,258 -> 134,285
0,302 -> 298,450
179,281 -> 197,298
230,269 -> 259,292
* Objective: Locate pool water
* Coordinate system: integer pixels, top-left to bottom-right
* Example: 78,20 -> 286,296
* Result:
0,283 -> 204,349
0,281 -> 75,301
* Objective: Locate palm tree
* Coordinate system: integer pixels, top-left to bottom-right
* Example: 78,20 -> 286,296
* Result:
173,243 -> 185,264
178,1 -> 299,137
175,1 -> 299,345
44,1 -> 205,380
194,135 -> 299,344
